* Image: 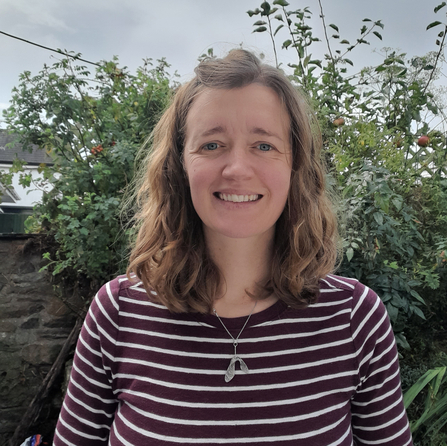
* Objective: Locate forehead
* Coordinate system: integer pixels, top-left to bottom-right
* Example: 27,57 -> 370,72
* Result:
185,84 -> 290,138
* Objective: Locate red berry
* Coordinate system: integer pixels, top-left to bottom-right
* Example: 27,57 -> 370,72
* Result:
417,135 -> 430,147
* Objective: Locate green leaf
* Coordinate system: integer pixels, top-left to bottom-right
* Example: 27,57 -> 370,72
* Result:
329,24 -> 339,32
282,39 -> 292,49
362,18 -> 372,22
79,227 -> 89,236
373,212 -> 384,226
247,9 -> 260,17
410,290 -> 426,305
412,306 -> 426,320
273,0 -> 289,6
253,20 -> 267,26
309,59 -> 322,68
346,247 -> 354,262
252,26 -> 268,33
427,21 -> 442,30
344,58 -> 353,66
395,333 -> 411,350
340,40 -> 350,44
373,31 -> 382,40
434,2 -> 446,13
404,368 -> 444,408
260,1 -> 271,14
274,24 -> 284,36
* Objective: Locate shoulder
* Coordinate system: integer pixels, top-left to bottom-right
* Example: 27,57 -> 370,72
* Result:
90,274 -> 157,319
320,274 -> 384,311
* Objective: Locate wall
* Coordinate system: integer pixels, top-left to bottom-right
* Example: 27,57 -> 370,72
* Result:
0,235 -> 83,446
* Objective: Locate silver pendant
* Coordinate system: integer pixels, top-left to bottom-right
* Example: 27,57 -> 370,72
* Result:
225,356 -> 249,382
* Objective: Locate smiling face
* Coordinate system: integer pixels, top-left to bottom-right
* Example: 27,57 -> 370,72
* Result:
183,83 -> 292,243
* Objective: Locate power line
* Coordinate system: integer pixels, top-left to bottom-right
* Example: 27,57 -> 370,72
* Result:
0,30 -> 101,67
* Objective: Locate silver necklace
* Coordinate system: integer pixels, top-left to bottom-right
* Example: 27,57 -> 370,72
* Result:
213,301 -> 257,383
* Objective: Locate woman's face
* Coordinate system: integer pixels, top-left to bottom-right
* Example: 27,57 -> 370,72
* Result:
183,83 -> 292,242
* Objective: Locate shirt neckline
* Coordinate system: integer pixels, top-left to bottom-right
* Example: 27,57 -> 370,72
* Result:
194,299 -> 289,331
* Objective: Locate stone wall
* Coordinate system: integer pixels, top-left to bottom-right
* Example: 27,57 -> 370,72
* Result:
0,235 -> 83,446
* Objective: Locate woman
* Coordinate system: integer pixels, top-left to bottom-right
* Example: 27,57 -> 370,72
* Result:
54,50 -> 413,445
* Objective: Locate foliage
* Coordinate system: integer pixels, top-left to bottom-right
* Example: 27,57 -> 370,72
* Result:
247,0 -> 447,349
2,55 -> 173,288
2,0 -> 447,442
247,2 -> 447,440
403,362 -> 447,444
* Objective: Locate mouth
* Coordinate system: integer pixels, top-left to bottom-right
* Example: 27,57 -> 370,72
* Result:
214,192 -> 261,203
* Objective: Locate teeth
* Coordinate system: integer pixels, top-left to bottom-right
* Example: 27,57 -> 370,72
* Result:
218,193 -> 259,202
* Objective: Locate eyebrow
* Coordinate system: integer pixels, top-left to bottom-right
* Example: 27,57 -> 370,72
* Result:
200,125 -> 283,140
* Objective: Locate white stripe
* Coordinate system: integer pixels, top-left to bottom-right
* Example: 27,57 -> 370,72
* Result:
252,308 -> 351,328
352,297 -> 380,339
83,313 -> 100,340
326,275 -> 356,289
352,382 -> 402,407
116,385 -> 355,409
357,367 -> 400,393
113,369 -> 356,393
72,361 -> 111,390
70,375 -> 117,404
327,424 -> 353,446
105,281 -> 119,311
89,311 -> 117,352
125,399 -> 349,426
75,348 -> 107,375
120,311 -> 214,328
351,286 -> 369,319
353,407 -> 407,431
352,394 -> 403,419
58,412 -> 109,441
309,297 -> 353,307
353,422 -> 410,444
66,387 -> 114,418
120,295 -> 169,309
119,322 -> 351,344
54,427 -> 79,446
113,410 -> 349,443
78,330 -> 102,358
115,336 -> 352,360
62,400 -> 111,430
95,292 -> 119,331
111,351 -> 355,376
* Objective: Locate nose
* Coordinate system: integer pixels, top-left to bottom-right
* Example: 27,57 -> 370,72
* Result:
221,146 -> 254,180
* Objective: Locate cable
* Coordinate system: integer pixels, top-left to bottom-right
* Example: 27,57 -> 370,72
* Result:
0,30 -> 101,67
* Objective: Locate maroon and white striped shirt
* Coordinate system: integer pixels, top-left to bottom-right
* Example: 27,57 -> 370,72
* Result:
54,274 -> 413,445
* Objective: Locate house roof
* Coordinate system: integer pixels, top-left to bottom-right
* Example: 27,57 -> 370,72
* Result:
0,130 -> 53,165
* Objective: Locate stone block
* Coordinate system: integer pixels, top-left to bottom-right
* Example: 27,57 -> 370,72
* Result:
21,340 -> 63,365
0,319 -> 17,332
20,317 -> 40,329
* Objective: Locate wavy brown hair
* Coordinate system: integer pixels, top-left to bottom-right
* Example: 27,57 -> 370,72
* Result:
127,49 -> 338,313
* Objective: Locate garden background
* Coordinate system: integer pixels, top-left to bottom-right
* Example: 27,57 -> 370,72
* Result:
1,1 -> 447,444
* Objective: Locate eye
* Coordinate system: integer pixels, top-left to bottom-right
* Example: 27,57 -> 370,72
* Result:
203,142 -> 219,151
257,143 -> 272,151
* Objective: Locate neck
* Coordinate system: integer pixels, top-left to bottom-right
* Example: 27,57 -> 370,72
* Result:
205,228 -> 277,317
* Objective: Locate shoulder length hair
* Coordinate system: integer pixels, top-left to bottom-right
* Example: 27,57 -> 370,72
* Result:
127,49 -> 338,313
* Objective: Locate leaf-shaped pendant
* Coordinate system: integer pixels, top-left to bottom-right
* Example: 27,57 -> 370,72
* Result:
225,356 -> 249,382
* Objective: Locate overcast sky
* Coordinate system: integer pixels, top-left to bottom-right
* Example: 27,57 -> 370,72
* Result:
0,0 -> 445,127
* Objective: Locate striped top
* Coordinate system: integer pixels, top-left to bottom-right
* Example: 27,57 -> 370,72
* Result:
54,274 -> 413,445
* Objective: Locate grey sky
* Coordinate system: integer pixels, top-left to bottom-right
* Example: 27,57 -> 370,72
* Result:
0,0 -> 444,125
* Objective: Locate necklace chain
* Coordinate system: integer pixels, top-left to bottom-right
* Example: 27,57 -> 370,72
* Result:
213,301 -> 257,382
